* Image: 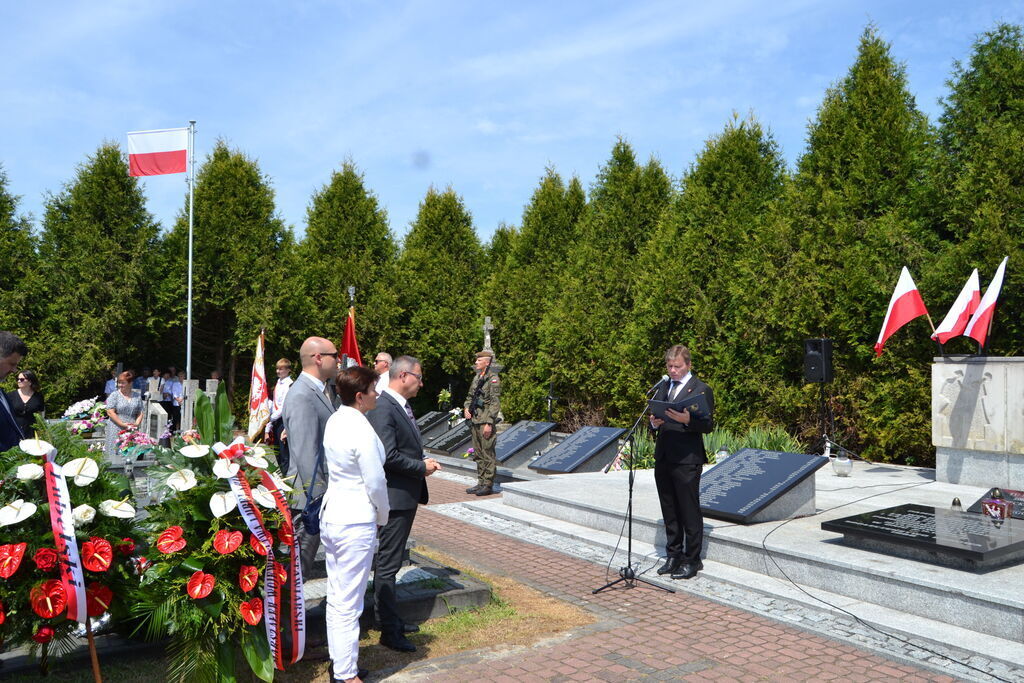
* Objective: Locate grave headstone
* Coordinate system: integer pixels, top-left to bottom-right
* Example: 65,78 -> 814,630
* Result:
822,503 -> 1024,571
496,420 -> 556,469
416,411 -> 451,442
424,421 -> 472,458
181,379 -> 200,433
700,448 -> 826,524
529,426 -> 624,474
146,402 -> 168,441
205,379 -> 219,402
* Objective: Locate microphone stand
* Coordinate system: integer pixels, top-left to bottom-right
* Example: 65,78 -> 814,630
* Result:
593,383 -> 674,594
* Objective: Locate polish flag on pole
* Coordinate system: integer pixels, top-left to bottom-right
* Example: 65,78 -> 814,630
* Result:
874,266 -> 929,357
964,256 -> 1009,349
931,269 -> 981,344
340,307 -> 363,368
126,127 -> 188,176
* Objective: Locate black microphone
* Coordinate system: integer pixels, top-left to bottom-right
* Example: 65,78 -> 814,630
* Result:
647,375 -> 669,395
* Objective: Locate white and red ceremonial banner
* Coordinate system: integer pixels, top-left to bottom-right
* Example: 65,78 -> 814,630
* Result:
40,445 -> 88,624
126,127 -> 188,176
932,269 -> 981,344
874,266 -> 929,357
965,256 -> 1009,348
340,306 -> 363,368
247,332 -> 272,441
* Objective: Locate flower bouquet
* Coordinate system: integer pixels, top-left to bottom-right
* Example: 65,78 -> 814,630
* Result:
62,397 -> 107,437
0,425 -> 144,675
130,383 -> 303,682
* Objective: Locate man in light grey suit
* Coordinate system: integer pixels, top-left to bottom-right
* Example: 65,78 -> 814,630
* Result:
282,336 -> 340,578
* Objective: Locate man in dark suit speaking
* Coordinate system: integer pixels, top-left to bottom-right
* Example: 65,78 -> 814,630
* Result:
367,355 -> 441,652
649,344 -> 714,580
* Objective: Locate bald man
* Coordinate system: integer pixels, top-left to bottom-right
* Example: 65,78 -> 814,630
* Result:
282,336 -> 341,578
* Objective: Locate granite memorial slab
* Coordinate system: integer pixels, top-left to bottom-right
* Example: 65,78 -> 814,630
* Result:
529,426 -> 624,474
496,421 -> 556,469
822,503 -> 1024,571
416,411 -> 451,442
424,421 -> 472,458
700,448 -> 826,524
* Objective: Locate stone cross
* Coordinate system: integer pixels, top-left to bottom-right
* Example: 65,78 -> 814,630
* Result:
483,316 -> 493,351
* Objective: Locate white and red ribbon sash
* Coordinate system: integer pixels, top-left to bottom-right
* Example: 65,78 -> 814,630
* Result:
43,452 -> 87,624
259,470 -> 305,663
216,440 -> 283,670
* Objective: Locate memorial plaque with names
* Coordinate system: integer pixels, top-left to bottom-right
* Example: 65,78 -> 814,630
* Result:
699,448 -> 827,523
424,421 -> 472,457
529,426 -> 624,474
822,503 -> 1024,570
496,421 -> 556,464
967,488 -> 1024,520
416,411 -> 451,442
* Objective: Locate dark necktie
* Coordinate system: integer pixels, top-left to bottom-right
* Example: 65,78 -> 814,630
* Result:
668,380 -> 679,400
404,402 -> 420,435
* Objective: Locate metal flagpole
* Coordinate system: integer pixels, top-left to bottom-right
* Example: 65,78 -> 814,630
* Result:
186,120 -> 196,381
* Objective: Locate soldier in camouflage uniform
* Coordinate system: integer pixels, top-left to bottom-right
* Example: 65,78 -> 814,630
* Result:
463,349 -> 501,495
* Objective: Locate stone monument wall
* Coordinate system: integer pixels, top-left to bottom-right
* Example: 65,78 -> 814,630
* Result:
933,356 -> 1024,488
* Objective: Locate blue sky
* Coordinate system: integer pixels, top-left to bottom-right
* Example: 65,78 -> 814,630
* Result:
1,1 -> 1019,241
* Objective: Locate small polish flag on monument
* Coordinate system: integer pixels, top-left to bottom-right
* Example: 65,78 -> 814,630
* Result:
126,127 -> 188,176
931,269 -> 981,344
874,266 -> 929,357
964,256 -> 1009,349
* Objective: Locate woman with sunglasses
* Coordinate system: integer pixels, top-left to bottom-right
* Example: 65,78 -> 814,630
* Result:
7,369 -> 45,434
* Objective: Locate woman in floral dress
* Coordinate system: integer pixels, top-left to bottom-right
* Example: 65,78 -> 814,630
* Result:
105,370 -> 144,459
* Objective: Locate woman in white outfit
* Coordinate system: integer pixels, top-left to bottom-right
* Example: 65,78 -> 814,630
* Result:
321,365 -> 390,682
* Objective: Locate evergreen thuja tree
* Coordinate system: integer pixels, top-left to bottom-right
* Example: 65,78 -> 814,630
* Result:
0,165 -> 38,340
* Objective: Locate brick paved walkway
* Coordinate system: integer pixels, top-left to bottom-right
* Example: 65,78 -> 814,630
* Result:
385,477 -> 957,682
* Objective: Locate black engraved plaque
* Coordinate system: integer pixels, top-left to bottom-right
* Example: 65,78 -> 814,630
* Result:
424,421 -> 472,457
699,448 -> 827,523
822,503 -> 1024,570
529,426 -> 624,474
496,421 -> 556,464
416,411 -> 451,441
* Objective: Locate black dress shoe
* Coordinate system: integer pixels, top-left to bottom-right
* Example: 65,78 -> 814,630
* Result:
656,557 -> 681,575
474,486 -> 494,496
465,485 -> 482,494
671,561 -> 704,580
402,622 -> 420,634
380,631 -> 416,652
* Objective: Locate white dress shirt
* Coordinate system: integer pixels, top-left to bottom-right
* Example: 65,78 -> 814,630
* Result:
270,375 -> 294,422
321,405 -> 390,526
374,370 -> 390,396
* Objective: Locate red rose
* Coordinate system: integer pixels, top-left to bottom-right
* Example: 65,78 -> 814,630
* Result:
213,529 -> 243,554
156,526 -> 187,554
32,626 -> 55,643
249,534 -> 267,556
278,524 -> 294,546
30,579 -> 67,619
239,597 -> 263,625
239,565 -> 259,593
33,547 -> 59,573
81,537 -> 113,573
0,542 -> 27,579
116,537 -> 136,555
86,582 -> 114,617
186,570 -> 215,600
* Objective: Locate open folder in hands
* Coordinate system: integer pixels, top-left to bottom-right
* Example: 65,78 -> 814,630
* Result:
648,392 -> 711,421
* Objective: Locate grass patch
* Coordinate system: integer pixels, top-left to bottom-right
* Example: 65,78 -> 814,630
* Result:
10,548 -> 593,682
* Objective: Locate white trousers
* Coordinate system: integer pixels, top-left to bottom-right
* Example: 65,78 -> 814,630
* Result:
322,521 -> 377,680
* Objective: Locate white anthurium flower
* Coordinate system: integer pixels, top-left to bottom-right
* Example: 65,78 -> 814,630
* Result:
64,457 -> 100,486
19,438 -> 55,457
212,459 -> 240,479
166,469 -> 198,492
0,499 -> 37,527
179,444 -> 211,459
251,485 -> 277,508
243,451 -> 269,469
99,499 -> 136,519
72,504 -> 96,525
209,491 -> 238,518
15,463 -> 44,481
267,470 -> 293,492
